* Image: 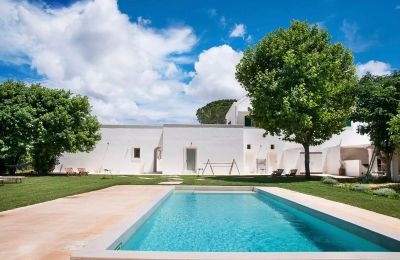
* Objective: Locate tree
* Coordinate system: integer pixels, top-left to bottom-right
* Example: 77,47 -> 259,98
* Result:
389,109 -> 400,155
236,20 -> 357,178
29,84 -> 102,174
0,81 -> 36,174
354,72 -> 400,179
0,80 -> 101,174
196,99 -> 236,124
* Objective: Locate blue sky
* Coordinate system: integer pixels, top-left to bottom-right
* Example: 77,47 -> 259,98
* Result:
1,0 -> 399,123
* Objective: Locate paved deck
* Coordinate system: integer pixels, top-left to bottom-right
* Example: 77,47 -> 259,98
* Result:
0,185 -> 170,260
257,187 -> 400,241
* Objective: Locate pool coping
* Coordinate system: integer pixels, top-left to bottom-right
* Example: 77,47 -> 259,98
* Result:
71,186 -> 400,260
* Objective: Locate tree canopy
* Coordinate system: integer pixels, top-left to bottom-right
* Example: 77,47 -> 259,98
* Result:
353,72 -> 400,179
236,20 -> 357,177
196,99 -> 236,124
0,80 -> 101,174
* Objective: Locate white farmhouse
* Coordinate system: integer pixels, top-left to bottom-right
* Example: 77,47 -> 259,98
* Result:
57,97 -> 400,180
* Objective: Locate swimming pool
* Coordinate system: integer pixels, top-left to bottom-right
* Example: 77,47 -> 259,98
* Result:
119,191 -> 398,252
71,186 -> 400,260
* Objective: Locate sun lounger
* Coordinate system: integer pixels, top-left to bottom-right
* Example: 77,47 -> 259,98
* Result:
77,168 -> 89,176
271,169 -> 284,177
285,169 -> 297,177
65,167 -> 76,176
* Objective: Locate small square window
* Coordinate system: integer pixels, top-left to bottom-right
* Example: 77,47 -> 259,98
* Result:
133,148 -> 140,159
270,144 -> 275,150
247,144 -> 251,150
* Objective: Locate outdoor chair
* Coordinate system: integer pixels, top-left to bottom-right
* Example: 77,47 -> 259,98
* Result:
285,169 -> 297,177
65,167 -> 75,176
77,168 -> 89,176
271,168 -> 284,177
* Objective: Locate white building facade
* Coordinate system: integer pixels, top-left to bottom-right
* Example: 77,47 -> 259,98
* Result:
57,97 -> 400,180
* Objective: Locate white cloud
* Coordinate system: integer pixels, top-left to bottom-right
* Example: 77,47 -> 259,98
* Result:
313,21 -> 325,29
220,16 -> 227,28
341,20 -> 375,53
0,0 -> 199,123
187,45 -> 246,102
229,23 -> 246,38
356,60 -> 392,77
137,16 -> 151,26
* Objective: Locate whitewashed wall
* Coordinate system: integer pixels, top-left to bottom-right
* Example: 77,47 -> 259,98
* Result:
243,128 -> 285,174
56,126 -> 162,174
391,155 -> 400,182
162,125 -> 244,175
225,97 -> 251,125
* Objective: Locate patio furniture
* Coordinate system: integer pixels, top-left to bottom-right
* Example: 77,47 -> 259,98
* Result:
0,178 -> 4,186
202,159 -> 240,175
285,169 -> 297,177
271,169 -> 284,177
256,159 -> 267,174
65,167 -> 76,176
0,176 -> 25,183
77,168 -> 89,176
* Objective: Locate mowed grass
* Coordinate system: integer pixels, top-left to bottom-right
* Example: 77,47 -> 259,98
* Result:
0,175 -> 169,212
1,174 -> 400,219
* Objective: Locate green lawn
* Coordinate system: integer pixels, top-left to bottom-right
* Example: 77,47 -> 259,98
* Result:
1,175 -> 400,219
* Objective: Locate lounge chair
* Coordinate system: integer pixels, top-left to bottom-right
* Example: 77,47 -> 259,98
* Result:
271,169 -> 284,177
285,169 -> 297,177
77,168 -> 89,176
65,167 -> 75,176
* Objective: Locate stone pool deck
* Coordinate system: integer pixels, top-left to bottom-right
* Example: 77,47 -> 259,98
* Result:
2,185 -> 400,260
0,185 -> 170,260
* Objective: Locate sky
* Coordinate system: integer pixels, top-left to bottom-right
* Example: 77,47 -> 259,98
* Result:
0,0 -> 399,124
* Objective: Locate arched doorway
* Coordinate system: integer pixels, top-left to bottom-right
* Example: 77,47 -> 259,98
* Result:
153,147 -> 162,173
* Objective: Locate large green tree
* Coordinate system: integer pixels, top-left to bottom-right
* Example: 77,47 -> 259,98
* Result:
196,99 -> 236,124
0,80 -> 101,174
354,72 -> 400,179
0,81 -> 36,174
29,84 -> 102,174
236,20 -> 357,178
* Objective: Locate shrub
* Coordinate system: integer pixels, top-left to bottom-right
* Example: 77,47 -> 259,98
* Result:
373,188 -> 399,198
357,174 -> 375,184
321,177 -> 339,185
351,183 -> 370,192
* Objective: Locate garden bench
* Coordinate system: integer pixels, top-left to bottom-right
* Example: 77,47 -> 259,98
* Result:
0,176 -> 25,183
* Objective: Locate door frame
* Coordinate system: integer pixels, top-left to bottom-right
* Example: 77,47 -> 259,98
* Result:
184,147 -> 197,173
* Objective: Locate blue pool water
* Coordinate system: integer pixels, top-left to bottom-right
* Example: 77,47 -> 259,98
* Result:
120,191 -> 398,252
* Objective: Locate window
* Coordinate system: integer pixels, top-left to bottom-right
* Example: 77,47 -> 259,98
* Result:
244,116 -> 253,127
133,148 -> 140,159
247,144 -> 251,150
270,144 -> 275,150
345,119 -> 352,127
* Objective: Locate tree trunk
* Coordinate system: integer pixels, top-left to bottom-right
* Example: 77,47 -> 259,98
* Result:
381,151 -> 393,180
303,143 -> 311,179
8,155 -> 21,175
